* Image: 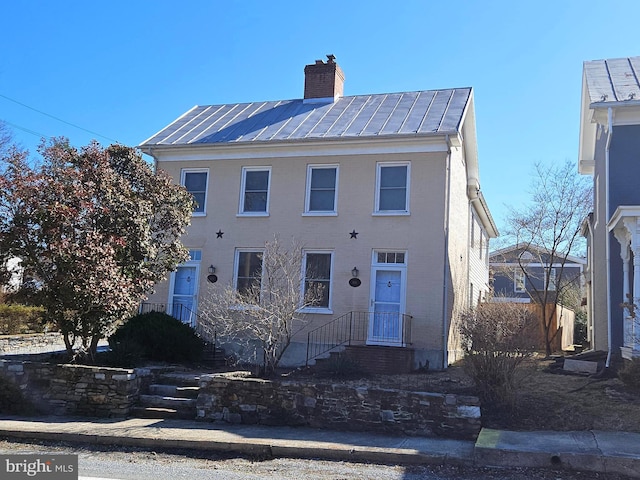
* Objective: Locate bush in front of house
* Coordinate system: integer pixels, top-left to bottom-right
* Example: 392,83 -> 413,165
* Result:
0,304 -> 47,335
459,302 -> 537,410
618,357 -> 640,392
0,375 -> 35,415
108,312 -> 204,365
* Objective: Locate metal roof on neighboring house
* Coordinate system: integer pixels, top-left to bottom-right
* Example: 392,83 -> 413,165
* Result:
583,56 -> 640,105
140,88 -> 471,147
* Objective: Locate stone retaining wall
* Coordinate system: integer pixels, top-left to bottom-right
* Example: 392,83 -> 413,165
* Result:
0,333 -> 65,355
196,372 -> 481,440
0,360 -> 139,417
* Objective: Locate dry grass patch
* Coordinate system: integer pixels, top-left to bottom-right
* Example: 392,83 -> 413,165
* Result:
287,356 -> 640,432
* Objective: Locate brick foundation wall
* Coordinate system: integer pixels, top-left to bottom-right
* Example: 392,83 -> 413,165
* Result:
196,372 -> 481,440
0,360 -> 140,417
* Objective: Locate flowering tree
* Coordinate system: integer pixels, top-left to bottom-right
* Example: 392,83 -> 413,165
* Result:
0,139 -> 193,359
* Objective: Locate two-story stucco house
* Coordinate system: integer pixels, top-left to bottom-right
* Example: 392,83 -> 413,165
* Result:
580,55 -> 640,362
139,56 -> 498,371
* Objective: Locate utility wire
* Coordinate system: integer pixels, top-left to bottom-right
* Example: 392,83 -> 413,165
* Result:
3,120 -> 47,138
0,92 -> 120,143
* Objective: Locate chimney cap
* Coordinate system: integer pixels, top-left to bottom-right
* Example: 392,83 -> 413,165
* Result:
326,54 -> 336,63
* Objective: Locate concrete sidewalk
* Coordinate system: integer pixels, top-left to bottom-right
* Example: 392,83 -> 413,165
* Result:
0,416 -> 638,478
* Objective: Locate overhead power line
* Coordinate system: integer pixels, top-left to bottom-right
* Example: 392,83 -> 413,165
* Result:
3,120 -> 47,138
0,92 -> 120,143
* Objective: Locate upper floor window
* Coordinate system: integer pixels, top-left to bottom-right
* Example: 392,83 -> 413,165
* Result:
234,250 -> 263,300
240,167 -> 270,215
303,251 -> 333,311
514,269 -> 526,293
375,162 -> 410,214
305,165 -> 338,215
547,268 -> 557,291
181,169 -> 208,215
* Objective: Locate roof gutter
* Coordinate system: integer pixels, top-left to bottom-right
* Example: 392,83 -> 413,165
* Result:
605,107 -> 613,368
442,135 -> 453,369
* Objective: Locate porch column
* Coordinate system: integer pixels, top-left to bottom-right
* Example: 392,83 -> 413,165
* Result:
614,226 -> 632,346
623,217 -> 640,353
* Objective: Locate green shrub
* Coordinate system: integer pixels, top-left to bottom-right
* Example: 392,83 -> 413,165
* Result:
108,312 -> 204,365
0,304 -> 47,335
618,358 -> 640,392
0,375 -> 36,415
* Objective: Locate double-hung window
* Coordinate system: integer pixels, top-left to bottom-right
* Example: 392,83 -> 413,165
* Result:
514,269 -> 526,293
181,169 -> 208,215
547,268 -> 557,291
240,167 -> 270,215
375,162 -> 410,214
235,250 -> 263,300
305,165 -> 338,215
303,252 -> 333,311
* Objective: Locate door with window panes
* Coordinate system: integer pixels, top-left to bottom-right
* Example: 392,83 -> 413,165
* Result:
169,250 -> 201,327
368,251 -> 407,346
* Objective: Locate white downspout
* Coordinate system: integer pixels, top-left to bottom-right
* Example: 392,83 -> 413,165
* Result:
605,107 -> 613,368
442,136 -> 452,369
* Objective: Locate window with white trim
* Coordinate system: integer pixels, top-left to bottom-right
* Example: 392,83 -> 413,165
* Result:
375,251 -> 406,264
234,250 -> 263,299
514,269 -> 526,293
181,169 -> 208,215
375,162 -> 409,213
303,252 -> 332,310
240,167 -> 270,215
547,268 -> 557,291
305,165 -> 338,214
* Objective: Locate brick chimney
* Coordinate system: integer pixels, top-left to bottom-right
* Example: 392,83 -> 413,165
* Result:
303,54 -> 345,102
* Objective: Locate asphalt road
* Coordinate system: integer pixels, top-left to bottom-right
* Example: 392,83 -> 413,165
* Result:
0,438 -> 632,480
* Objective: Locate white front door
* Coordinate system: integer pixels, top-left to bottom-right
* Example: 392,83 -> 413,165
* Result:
170,265 -> 198,326
368,268 -> 405,345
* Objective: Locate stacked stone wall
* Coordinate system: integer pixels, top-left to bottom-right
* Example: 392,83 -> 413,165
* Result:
0,333 -> 65,355
196,372 -> 481,440
0,360 -> 139,417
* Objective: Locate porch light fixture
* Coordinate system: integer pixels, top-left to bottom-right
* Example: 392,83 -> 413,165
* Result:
349,267 -> 361,288
207,265 -> 218,284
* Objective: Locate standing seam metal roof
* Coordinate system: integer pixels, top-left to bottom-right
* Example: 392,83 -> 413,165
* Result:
584,56 -> 640,104
141,88 -> 471,147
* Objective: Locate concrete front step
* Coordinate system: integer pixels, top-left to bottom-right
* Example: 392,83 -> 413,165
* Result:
148,384 -> 200,398
130,406 -> 195,420
138,394 -> 197,410
156,372 -> 201,387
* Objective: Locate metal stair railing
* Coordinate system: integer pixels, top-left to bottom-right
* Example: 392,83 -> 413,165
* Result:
305,311 -> 412,367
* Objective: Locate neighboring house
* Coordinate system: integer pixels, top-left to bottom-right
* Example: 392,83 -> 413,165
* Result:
489,244 -> 585,351
139,55 -> 498,371
490,244 -> 585,304
579,55 -> 640,360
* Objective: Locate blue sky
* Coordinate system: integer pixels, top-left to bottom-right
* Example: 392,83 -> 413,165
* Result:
1,1 -> 638,232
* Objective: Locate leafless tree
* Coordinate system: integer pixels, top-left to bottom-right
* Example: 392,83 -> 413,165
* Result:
459,301 -> 537,409
504,160 -> 592,356
200,235 -> 319,376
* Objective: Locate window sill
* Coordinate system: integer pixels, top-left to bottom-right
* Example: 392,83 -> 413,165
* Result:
237,212 -> 270,217
192,212 -> 207,217
300,307 -> 333,315
302,212 -> 338,217
372,211 -> 410,216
